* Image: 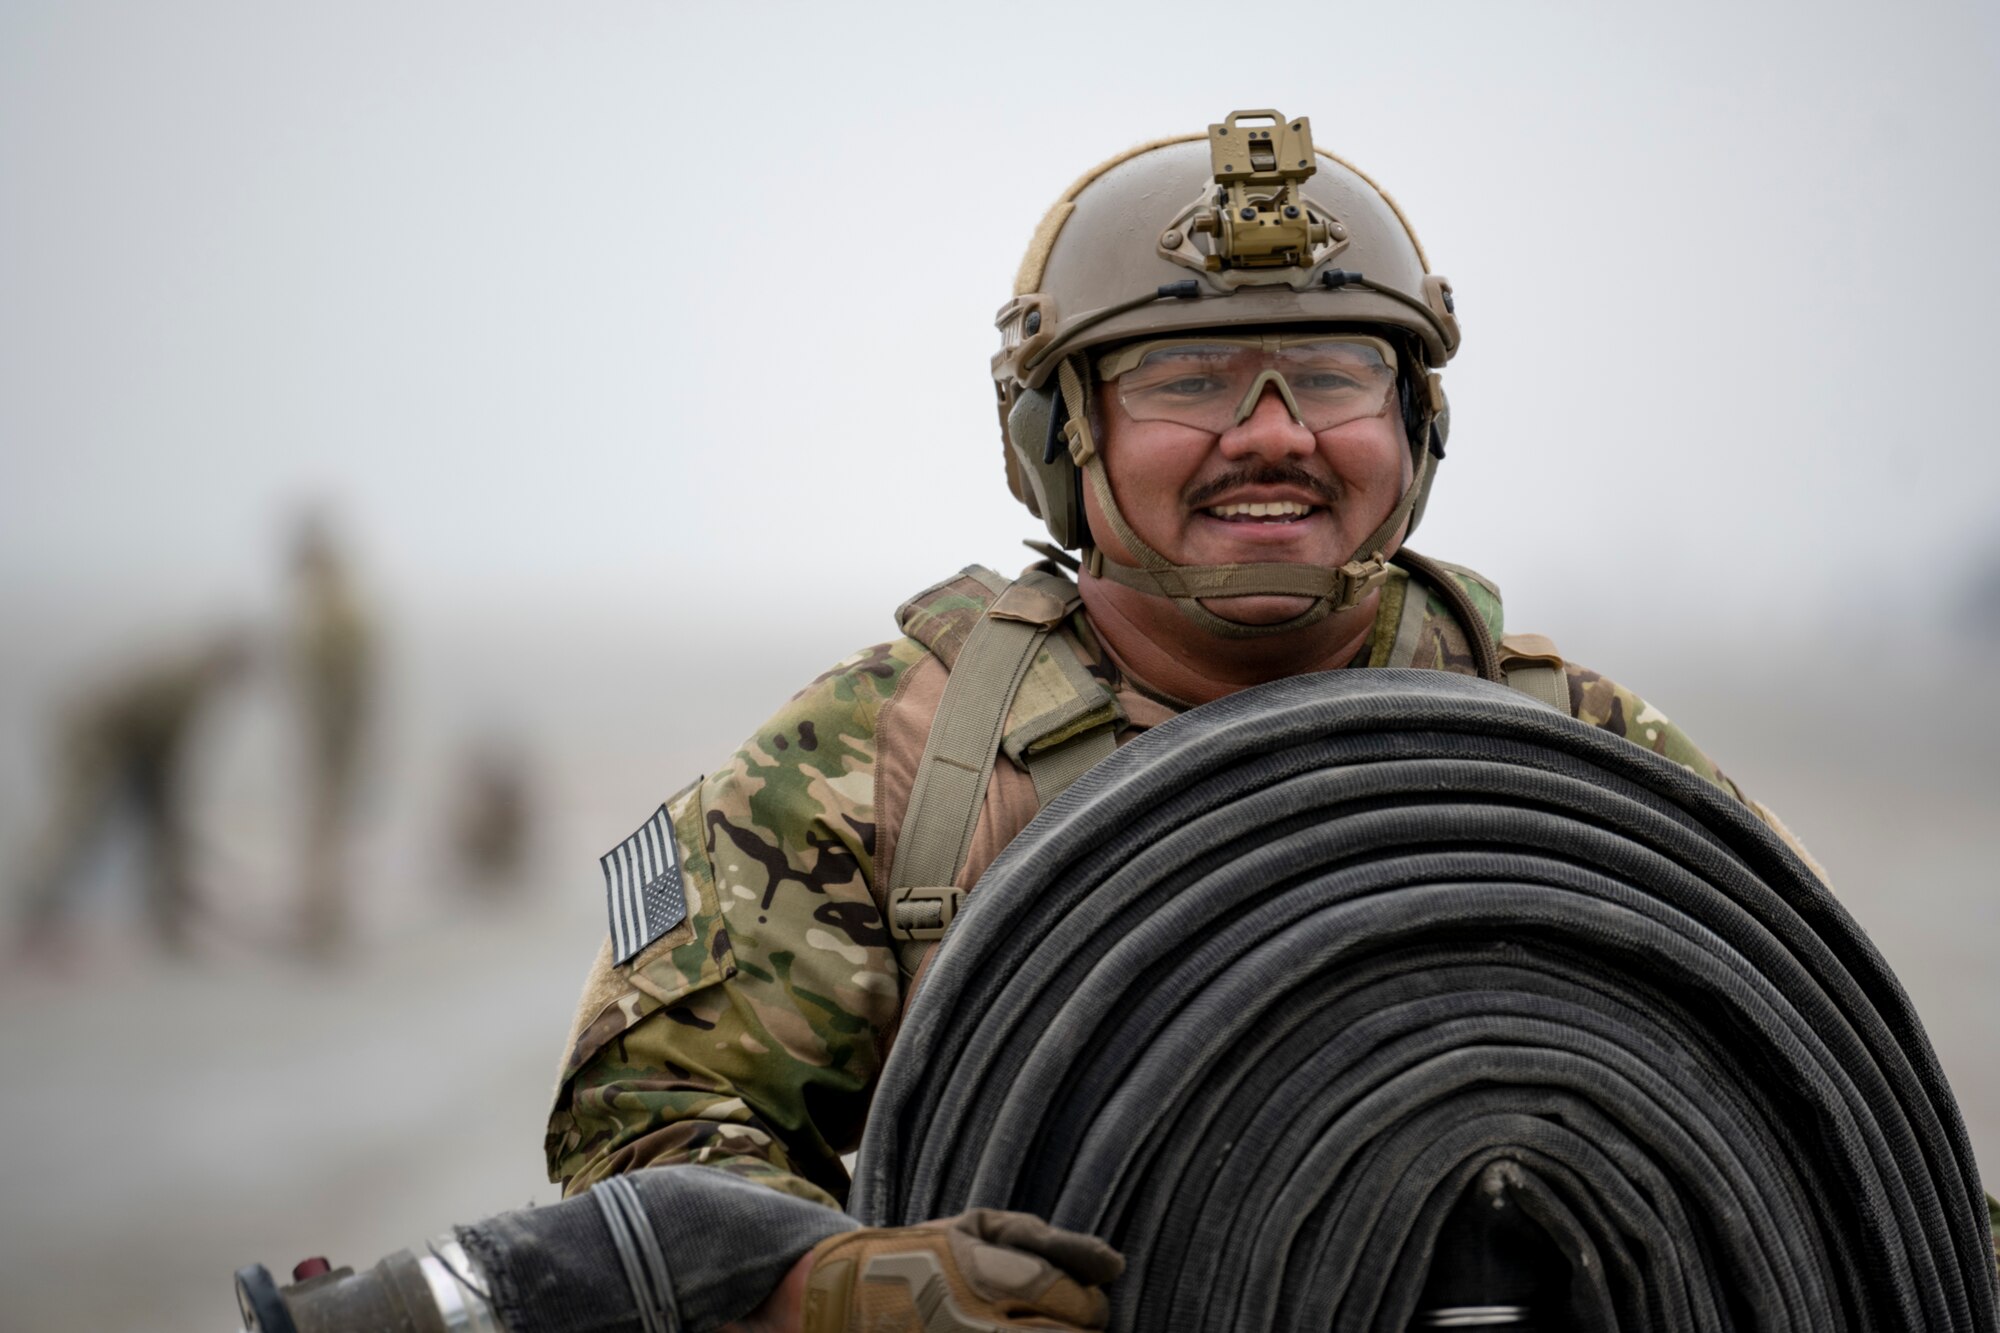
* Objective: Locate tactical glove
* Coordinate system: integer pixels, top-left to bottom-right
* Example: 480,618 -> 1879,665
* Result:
799,1209 -> 1124,1333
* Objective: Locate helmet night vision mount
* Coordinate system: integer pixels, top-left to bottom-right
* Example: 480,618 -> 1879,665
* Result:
1166,110 -> 1339,275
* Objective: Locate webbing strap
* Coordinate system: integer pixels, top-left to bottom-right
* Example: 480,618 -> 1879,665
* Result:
1396,548 -> 1503,683
1500,632 -> 1571,715
1384,568 -> 1434,670
1086,555 -> 1368,600
1391,560 -> 1578,715
891,570 -> 1122,976
999,583 -> 1120,769
894,609 -> 1052,896
966,565 -> 1012,599
1503,663 -> 1568,713
889,569 -> 1088,977
1027,727 -> 1117,806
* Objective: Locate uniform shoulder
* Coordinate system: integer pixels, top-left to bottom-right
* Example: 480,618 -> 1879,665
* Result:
895,565 -> 1009,667
572,634 -> 925,1034
1553,654 -> 1835,883
1421,556 -> 1504,643
709,637 -> 933,825
783,638 -> 930,726
1555,658 -> 1742,799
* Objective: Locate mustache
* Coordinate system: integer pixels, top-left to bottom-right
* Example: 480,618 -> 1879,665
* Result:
1184,463 -> 1341,511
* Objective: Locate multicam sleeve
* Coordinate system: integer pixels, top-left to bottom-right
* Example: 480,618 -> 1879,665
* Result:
1566,664 -> 1744,797
546,641 -> 921,1208
1565,664 -> 1833,884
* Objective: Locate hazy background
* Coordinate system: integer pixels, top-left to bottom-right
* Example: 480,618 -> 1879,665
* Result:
2,2 -> 1996,1330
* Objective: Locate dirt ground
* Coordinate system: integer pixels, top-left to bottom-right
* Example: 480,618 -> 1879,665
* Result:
1,610 -> 1993,1333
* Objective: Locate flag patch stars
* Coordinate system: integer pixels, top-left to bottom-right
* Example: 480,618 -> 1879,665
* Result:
602,804 -> 688,965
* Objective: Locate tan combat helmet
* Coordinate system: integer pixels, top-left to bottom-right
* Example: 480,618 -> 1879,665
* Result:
991,109 -> 1463,638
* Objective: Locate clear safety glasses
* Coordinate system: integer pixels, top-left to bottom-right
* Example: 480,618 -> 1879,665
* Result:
1096,334 -> 1399,435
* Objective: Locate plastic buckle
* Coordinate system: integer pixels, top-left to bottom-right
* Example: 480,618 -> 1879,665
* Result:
888,886 -> 964,941
1334,556 -> 1391,610
1063,416 -> 1095,467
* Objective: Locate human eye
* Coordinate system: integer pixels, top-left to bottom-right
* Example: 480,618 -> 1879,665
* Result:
1155,373 -> 1227,397
1293,369 -> 1366,393
1289,349 -> 1387,398
1127,358 -> 1231,399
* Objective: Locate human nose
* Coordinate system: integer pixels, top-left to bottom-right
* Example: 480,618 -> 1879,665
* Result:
1218,381 -> 1315,461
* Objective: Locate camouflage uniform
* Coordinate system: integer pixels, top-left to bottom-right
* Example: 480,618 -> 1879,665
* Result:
546,560 -> 1795,1209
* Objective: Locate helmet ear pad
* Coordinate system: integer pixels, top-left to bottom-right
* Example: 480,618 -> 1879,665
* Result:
1396,367 -> 1426,464
1383,325 -> 1448,541
1401,372 -> 1448,539
1005,383 -> 1088,550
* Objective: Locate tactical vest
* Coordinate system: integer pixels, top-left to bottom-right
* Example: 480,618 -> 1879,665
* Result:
880,550 -> 1573,979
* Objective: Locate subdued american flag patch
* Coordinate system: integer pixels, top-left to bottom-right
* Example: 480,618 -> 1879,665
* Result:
602,804 -> 688,965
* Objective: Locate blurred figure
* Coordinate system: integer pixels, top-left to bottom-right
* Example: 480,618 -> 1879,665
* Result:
290,511 -> 374,957
14,631 -> 252,956
449,738 -> 534,891
1963,540 -> 2000,642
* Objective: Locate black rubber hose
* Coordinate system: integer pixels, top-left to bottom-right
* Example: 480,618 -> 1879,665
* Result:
851,670 -> 1995,1332
457,1166 -> 848,1333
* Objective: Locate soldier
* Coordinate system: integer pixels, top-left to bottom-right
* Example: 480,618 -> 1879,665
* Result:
14,631 -> 250,956
544,110 -> 1828,1330
289,512 -> 373,956
450,737 -> 533,890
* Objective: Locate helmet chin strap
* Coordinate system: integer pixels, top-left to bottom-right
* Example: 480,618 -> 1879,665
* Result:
1055,357 -> 1433,641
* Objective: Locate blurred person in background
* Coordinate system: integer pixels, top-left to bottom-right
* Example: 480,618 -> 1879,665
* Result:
450,736 -> 534,891
290,510 -> 374,957
13,630 -> 252,958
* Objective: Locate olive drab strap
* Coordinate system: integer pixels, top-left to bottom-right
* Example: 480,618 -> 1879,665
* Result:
886,556 -> 1568,978
1395,547 -> 1503,683
1383,566 -> 1436,671
890,571 -> 1046,944
1385,552 -> 1580,717
888,567 -> 1117,975
1497,632 -> 1572,715
1024,724 -> 1115,806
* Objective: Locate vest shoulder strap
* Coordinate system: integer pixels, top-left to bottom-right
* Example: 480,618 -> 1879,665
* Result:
886,565 -> 1121,973
1381,551 -> 1576,715
895,565 -> 1123,767
1391,548 -> 1505,682
886,557 -> 1568,975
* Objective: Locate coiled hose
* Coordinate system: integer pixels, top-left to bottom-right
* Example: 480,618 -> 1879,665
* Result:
851,670 -> 1996,1332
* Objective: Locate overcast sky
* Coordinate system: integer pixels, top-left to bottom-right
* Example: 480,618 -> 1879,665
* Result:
3,0 -> 1996,643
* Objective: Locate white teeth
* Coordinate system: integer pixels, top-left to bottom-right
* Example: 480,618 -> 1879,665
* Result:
1207,501 -> 1311,519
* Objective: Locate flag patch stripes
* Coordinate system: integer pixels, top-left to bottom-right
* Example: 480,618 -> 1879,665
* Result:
602,804 -> 689,965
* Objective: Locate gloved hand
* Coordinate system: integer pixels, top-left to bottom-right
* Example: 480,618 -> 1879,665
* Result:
798,1209 -> 1124,1333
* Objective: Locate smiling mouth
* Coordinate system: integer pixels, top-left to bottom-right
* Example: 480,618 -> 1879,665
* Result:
1202,500 -> 1320,523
